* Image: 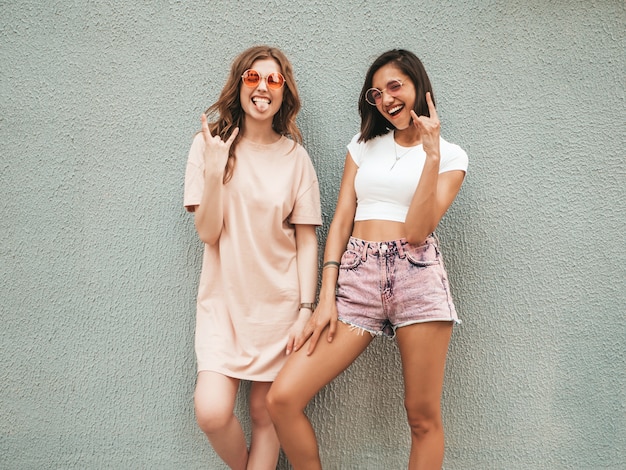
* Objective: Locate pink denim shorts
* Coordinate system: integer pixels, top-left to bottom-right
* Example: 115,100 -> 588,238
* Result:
336,234 -> 460,337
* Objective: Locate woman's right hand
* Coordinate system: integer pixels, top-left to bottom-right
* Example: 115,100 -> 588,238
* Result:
293,298 -> 338,355
200,113 -> 239,172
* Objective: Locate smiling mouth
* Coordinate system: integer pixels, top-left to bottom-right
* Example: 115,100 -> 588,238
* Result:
388,104 -> 404,116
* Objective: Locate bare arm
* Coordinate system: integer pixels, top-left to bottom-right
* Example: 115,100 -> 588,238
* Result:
285,224 -> 319,355
404,93 -> 465,244
294,153 -> 358,354
193,113 -> 239,245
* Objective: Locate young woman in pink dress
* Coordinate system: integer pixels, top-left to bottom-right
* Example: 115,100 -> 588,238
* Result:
267,49 -> 468,469
184,45 -> 322,469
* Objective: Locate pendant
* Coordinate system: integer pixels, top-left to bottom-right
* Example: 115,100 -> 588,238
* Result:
391,143 -> 413,170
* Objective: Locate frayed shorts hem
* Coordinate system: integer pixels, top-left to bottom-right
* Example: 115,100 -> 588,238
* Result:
395,317 -> 462,329
338,318 -> 380,337
338,316 -> 461,339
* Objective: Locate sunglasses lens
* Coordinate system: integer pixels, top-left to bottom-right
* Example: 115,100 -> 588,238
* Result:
365,80 -> 403,105
366,88 -> 382,105
388,80 -> 402,93
266,73 -> 285,89
242,70 -> 284,89
242,70 -> 260,87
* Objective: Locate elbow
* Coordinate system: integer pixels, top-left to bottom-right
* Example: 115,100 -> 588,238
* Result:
198,231 -> 219,246
405,233 -> 427,246
329,217 -> 354,240
198,234 -> 218,246
194,213 -> 222,246
405,225 -> 436,246
195,225 -> 220,246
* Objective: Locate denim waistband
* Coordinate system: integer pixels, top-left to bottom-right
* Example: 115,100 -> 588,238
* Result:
346,234 -> 437,260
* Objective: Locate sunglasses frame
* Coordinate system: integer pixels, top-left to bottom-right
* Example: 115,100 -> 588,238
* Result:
365,79 -> 404,106
241,69 -> 285,90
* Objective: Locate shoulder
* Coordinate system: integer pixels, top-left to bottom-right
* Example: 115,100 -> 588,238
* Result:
280,138 -> 318,178
191,131 -> 205,149
439,136 -> 468,171
440,137 -> 465,155
349,132 -> 361,145
187,132 -> 205,166
290,138 -> 308,155
346,133 -> 363,165
283,137 -> 312,162
348,131 -> 391,147
347,132 -> 391,165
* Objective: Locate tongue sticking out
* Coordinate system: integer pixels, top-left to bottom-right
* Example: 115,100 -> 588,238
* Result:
253,98 -> 270,112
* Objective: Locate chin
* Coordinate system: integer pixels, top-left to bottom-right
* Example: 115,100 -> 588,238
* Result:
391,120 -> 410,130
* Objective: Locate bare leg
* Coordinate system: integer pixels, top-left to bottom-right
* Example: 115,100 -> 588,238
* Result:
395,321 -> 453,470
247,381 -> 280,470
267,322 -> 373,470
194,371 -> 248,470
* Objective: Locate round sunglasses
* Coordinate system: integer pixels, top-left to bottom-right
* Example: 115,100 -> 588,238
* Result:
241,69 -> 285,89
365,79 -> 404,106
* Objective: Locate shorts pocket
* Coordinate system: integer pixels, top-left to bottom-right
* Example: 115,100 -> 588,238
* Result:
340,250 -> 362,270
405,242 -> 440,267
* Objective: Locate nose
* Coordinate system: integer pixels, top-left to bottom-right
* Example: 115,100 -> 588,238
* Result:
256,77 -> 268,91
381,90 -> 394,106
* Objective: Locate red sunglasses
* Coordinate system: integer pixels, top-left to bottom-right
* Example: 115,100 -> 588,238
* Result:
241,69 -> 285,89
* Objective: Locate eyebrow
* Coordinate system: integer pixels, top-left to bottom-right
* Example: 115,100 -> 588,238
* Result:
372,79 -> 402,89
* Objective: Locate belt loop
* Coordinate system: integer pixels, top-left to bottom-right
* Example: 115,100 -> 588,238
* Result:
396,240 -> 405,258
361,241 -> 369,261
431,231 -> 439,246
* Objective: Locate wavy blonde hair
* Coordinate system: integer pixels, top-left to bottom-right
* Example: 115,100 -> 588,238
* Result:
204,45 -> 302,183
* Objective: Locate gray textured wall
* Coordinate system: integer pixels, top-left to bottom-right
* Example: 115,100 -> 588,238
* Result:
1,1 -> 624,469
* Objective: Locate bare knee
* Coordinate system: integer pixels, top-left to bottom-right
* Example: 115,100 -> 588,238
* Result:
195,397 -> 233,435
249,390 -> 273,428
265,386 -> 283,419
404,400 -> 442,439
266,383 -> 301,421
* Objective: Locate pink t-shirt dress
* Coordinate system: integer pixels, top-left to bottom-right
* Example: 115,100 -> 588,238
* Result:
184,134 -> 322,381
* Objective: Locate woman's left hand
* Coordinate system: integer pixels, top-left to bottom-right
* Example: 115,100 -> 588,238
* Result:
410,92 -> 440,158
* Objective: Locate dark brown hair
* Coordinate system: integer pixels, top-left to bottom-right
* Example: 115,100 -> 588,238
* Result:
205,45 -> 302,183
358,49 -> 434,142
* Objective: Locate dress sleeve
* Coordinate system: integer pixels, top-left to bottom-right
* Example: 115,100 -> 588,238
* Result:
288,147 -> 322,226
184,133 -> 205,210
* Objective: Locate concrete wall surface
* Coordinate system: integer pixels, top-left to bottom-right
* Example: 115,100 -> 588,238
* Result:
1,0 -> 624,468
